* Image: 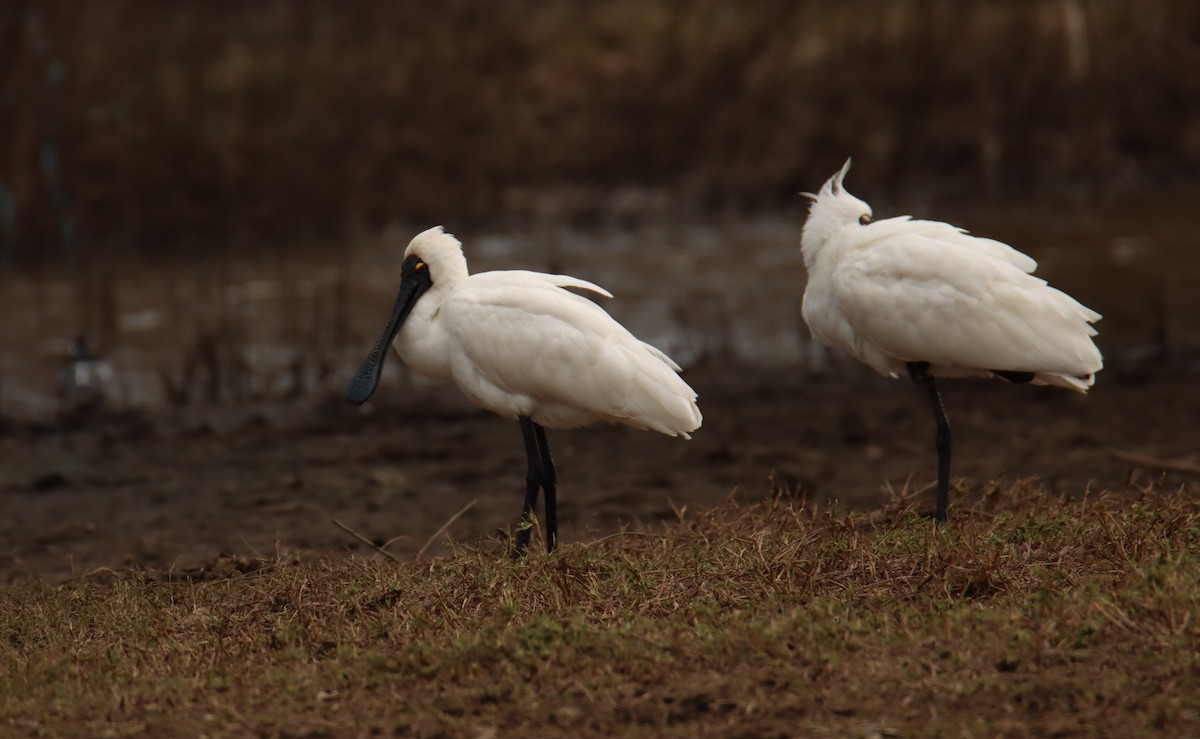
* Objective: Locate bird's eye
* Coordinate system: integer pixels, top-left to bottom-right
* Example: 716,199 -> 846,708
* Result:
415,260 -> 426,271
859,214 -> 871,225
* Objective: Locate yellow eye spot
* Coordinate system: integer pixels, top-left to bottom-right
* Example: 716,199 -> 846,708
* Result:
415,261 -> 426,271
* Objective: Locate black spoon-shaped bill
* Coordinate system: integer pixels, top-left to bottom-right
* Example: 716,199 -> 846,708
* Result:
345,256 -> 432,405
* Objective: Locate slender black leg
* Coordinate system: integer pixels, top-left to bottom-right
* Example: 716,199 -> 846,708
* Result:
532,422 -> 558,552
907,362 -> 952,524
516,416 -> 542,556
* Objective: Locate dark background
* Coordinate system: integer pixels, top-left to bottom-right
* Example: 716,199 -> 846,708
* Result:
3,0 -> 1198,265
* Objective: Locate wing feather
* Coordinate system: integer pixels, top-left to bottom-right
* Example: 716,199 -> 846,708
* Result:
464,270 -> 613,298
833,233 -> 1102,379
441,272 -> 700,435
867,216 -> 1038,273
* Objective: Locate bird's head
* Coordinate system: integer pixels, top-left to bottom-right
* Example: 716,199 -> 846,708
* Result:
402,226 -> 470,289
800,159 -> 873,263
345,226 -> 469,405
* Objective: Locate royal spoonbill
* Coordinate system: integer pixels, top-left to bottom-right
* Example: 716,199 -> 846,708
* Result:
800,161 -> 1102,522
346,227 -> 702,553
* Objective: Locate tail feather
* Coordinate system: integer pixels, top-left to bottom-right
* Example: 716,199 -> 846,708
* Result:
615,343 -> 701,438
1033,371 -> 1096,393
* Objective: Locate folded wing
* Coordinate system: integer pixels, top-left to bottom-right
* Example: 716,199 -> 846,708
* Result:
441,271 -> 702,435
834,230 -> 1102,390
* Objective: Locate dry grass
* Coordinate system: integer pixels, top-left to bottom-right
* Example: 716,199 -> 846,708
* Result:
2,486 -> 1198,737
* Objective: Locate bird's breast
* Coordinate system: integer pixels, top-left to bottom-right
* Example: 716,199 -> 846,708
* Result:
394,307 -> 454,384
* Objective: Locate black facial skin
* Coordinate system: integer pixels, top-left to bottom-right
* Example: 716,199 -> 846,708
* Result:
345,255 -> 433,405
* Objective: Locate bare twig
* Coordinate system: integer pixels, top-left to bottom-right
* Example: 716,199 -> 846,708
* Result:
417,500 -> 477,559
239,534 -> 267,561
379,535 -> 412,553
1107,448 -> 1200,476
332,518 -> 404,563
582,530 -> 663,548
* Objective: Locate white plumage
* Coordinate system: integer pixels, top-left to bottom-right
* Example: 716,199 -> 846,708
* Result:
800,160 -> 1102,521
802,160 -> 1102,390
391,227 -> 701,436
347,226 -> 701,552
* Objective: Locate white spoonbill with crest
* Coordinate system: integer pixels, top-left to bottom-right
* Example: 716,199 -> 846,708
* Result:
347,227 -> 702,554
800,161 -> 1102,522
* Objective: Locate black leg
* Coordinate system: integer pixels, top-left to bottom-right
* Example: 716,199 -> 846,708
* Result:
516,416 -> 542,556
907,362 -> 952,524
532,422 -> 558,553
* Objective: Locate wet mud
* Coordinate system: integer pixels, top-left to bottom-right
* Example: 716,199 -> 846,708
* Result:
2,361 -> 1196,582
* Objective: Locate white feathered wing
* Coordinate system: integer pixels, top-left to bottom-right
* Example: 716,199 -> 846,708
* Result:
830,223 -> 1102,391
440,271 -> 703,435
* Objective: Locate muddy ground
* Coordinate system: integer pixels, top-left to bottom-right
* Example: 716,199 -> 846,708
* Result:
2,358 -> 1197,583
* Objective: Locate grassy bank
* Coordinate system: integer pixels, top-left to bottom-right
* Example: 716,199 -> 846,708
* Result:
3,488 -> 1198,736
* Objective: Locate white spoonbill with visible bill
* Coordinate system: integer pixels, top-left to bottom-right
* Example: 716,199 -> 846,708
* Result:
347,226 -> 702,553
800,161 -> 1102,522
